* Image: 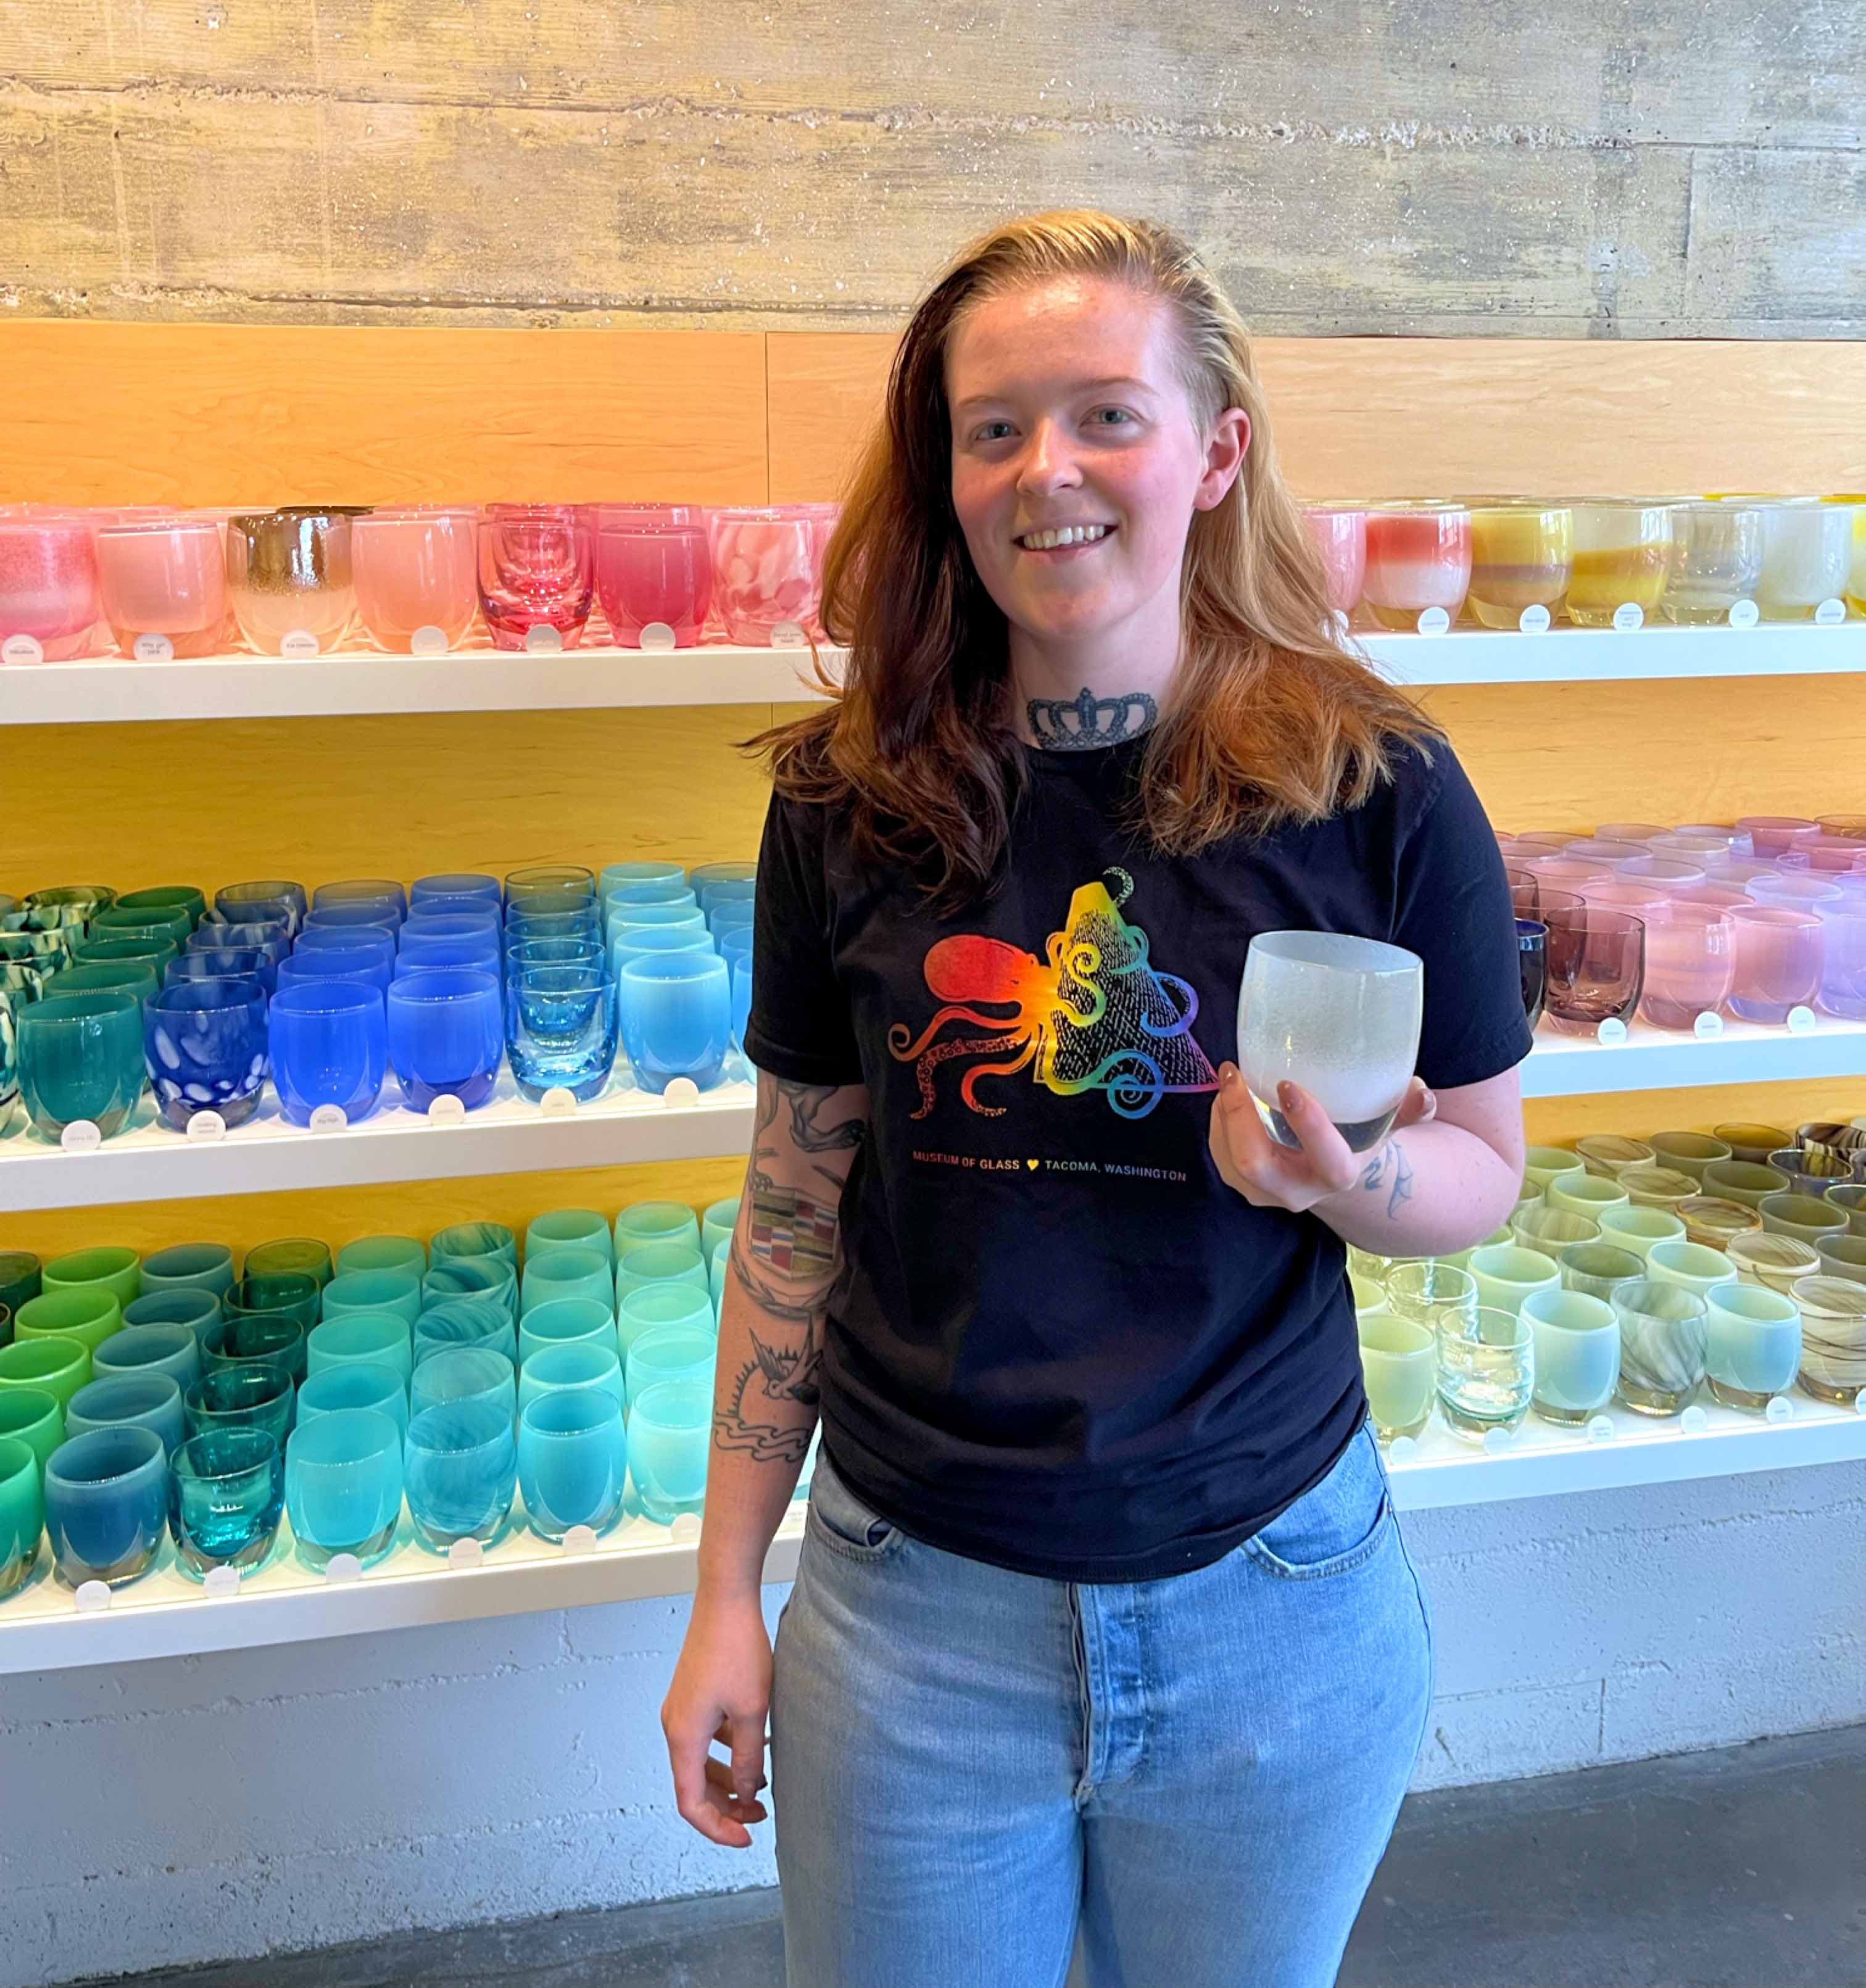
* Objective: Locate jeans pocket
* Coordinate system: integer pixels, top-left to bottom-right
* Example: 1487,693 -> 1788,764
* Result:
1243,1423 -> 1394,1580
806,1449 -> 906,1563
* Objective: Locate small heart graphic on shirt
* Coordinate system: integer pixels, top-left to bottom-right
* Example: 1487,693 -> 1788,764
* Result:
1027,1158 -> 1040,1170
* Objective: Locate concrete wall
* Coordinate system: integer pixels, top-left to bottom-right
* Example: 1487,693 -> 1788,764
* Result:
4,1462 -> 1864,1987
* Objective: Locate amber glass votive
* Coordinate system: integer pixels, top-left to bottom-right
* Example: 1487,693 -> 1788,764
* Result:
1361,503 -> 1471,629
1564,502 -> 1673,626
1466,503 -> 1572,628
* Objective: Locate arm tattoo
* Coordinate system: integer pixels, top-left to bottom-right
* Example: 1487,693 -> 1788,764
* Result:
1027,686 -> 1158,750
1355,1137 -> 1416,1220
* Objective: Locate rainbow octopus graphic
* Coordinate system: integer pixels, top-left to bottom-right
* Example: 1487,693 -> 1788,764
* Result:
887,868 -> 1219,1120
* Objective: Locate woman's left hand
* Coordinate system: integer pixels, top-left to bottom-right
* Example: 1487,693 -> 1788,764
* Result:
1208,1062 -> 1436,1214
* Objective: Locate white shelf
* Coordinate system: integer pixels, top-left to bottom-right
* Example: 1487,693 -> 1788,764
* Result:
1517,1011 -> 1866,1099
2,1391 -> 1859,1676
4,623 -> 1863,724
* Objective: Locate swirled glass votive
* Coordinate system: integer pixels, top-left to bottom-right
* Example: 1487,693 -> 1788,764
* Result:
1564,501 -> 1673,626
1524,1288 -> 1619,1425
431,1222 -> 517,1267
1791,1274 -> 1866,1402
141,980 -> 268,1130
1300,507 -> 1367,616
1466,503 -> 1572,628
707,508 -> 819,645
519,1388 -> 627,1541
413,1301 -> 516,1369
1612,1279 -> 1708,1415
1357,1316 -> 1435,1442
1752,499 -> 1851,620
406,1398 -> 516,1551
284,1407 -> 404,1570
1661,502 -> 1764,623
0,516 -> 102,661
1559,1240 -> 1646,1307
96,519 -> 228,659
226,510 -> 356,656
351,507 -> 479,652
44,1426 -> 167,1587
0,1436 -> 43,1598
421,1259 -> 518,1323
18,988 -> 146,1139
477,503 -> 594,650
167,1427 -> 284,1577
1361,503 -> 1472,629
1677,1197 -> 1762,1253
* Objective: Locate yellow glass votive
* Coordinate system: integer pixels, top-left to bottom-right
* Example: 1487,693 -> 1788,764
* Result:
1467,504 -> 1574,629
1565,500 -> 1673,626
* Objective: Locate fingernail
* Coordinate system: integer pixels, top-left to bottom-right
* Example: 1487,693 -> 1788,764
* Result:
1278,1081 -> 1298,1111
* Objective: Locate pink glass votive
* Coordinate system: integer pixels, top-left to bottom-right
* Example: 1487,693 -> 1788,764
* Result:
95,519 -> 228,660
476,504 -> 594,650
1725,905 -> 1824,1022
0,516 -> 102,661
1512,832 -> 1580,855
1736,816 -> 1819,859
1707,856 -> 1786,885
1361,504 -> 1472,629
1582,880 -> 1674,924
1800,835 -> 1866,875
1565,839 -> 1649,866
1640,905 -> 1735,1029
352,508 -> 479,652
1670,884 -> 1753,914
1302,507 -> 1367,615
797,501 -> 840,639
707,508 -> 820,645
1814,906 -> 1866,1019
1744,871 -> 1843,914
1595,823 -> 1666,845
1614,855 -> 1706,888
1526,857 -> 1612,894
595,522 -> 711,648
1543,905 -> 1646,1033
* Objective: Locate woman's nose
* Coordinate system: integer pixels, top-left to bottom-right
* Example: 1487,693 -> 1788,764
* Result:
1016,420 -> 1082,494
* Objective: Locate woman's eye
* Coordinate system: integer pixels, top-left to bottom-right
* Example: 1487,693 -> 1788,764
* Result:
1089,407 -> 1135,428
974,421 -> 1014,442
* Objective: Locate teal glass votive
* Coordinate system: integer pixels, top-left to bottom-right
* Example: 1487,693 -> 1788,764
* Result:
138,1242 -> 236,1303
168,1428 -> 284,1578
0,1435 -> 44,1597
43,1246 -> 141,1312
223,1272 -> 321,1338
624,1325 -> 716,1409
405,1398 -> 516,1551
242,1238 -> 334,1291
518,1298 -> 617,1365
413,1299 -> 517,1369
430,1222 -> 518,1268
306,1313 -> 413,1386
517,1341 -> 624,1414
0,1253 -> 43,1333
44,1426 -> 168,1588
615,1201 -> 701,1257
17,1288 -> 123,1357
710,1238 -> 730,1320
1523,1287 -> 1619,1425
615,1240 -> 710,1304
519,1390 -> 626,1541
296,1362 -> 410,1441
618,1281 -> 716,1354
525,1208 -> 613,1264
321,1268 -> 423,1330
627,1379 -> 711,1524
184,1366 -> 296,1447
122,1288 -> 223,1342
334,1235 -> 428,1278
700,1198 -> 740,1261
1705,1283 -> 1802,1409
410,1346 -> 515,1422
204,1312 -> 308,1388
0,1388 -> 64,1476
0,1335 -> 93,1409
17,988 -> 146,1139
421,1259 -> 518,1323
284,1407 -> 404,1570
92,1323 -> 202,1395
520,1246 -> 612,1319
66,1373 -> 186,1457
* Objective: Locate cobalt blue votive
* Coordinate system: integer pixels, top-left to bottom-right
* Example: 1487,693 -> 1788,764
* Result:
518,1388 -> 626,1541
617,952 -> 732,1093
143,980 -> 270,1130
314,878 -> 409,917
168,1428 -> 284,1577
44,1425 -> 168,1587
188,921 -> 291,968
277,946 -> 394,998
405,1398 -> 516,1551
267,979 -> 387,1126
507,962 -> 617,1102
292,924 -> 398,972
65,1373 -> 188,1457
386,967 -> 503,1111
284,1407 -> 404,1570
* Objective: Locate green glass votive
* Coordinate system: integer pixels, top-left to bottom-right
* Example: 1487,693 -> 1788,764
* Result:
0,1254 -> 43,1340
0,1436 -> 44,1599
1467,1243 -> 1561,1319
0,1335 -> 93,1409
1524,1288 -> 1619,1425
15,1288 -> 123,1357
43,1246 -> 141,1312
524,1209 -> 613,1265
1357,1316 -> 1435,1441
1705,1283 -> 1801,1410
0,1387 -> 65,1475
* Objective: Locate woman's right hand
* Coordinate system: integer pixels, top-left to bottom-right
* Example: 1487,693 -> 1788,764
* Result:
661,1584 -> 774,1847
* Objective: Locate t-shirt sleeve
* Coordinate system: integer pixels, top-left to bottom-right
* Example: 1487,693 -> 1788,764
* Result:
1388,745 -> 1535,1091
742,790 -> 866,1088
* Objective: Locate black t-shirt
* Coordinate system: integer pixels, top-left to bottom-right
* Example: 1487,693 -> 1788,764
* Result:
744,733 -> 1531,1583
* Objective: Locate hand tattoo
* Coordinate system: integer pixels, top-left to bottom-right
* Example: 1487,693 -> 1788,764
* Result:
1356,1137 -> 1415,1220
1027,686 -> 1158,750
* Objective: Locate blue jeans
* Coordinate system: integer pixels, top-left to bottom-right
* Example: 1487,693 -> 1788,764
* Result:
770,1422 -> 1432,1988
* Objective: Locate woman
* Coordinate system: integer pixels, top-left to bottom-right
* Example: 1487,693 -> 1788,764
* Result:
663,209 -> 1529,1987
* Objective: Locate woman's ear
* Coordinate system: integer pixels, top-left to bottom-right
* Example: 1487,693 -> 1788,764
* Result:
1194,407 -> 1251,513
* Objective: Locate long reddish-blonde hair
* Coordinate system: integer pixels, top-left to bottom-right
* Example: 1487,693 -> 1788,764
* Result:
748,208 -> 1435,914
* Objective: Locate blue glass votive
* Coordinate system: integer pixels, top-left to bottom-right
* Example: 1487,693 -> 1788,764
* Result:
412,872 -> 501,909
284,1407 -> 404,1570
412,1299 -> 517,1369
518,1298 -> 618,1365
276,946 -> 394,998
142,980 -> 269,1130
214,879 -> 309,928
168,1428 -> 284,1577
184,1365 -> 296,1447
421,1258 -> 518,1323
295,1362 -> 409,1441
187,922 -> 290,974
506,962 -> 617,1103
65,1373 -> 188,1457
517,1340 -> 624,1414
123,1288 -> 224,1342
619,1280 -> 717,1356
44,1426 -> 168,1587
519,1245 -> 612,1319
321,1268 -> 423,1330
687,861 -> 756,890
91,1323 -> 202,1395
410,1346 -> 515,1422
291,924 -> 397,972
315,878 -> 410,917
386,967 -> 503,1111
626,1379 -> 711,1525
267,979 -> 387,1126
617,953 -> 732,1093
166,948 -> 278,998
306,1312 -> 413,1385
430,1220 -> 518,1265
405,1398 -> 516,1551
519,1388 -> 626,1541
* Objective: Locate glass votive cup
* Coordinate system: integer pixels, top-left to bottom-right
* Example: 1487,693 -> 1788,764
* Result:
519,1246 -> 612,1319
615,1202 -> 703,1256
421,1259 -> 518,1323
1619,1165 -> 1699,1214
18,987 -> 145,1138
505,865 -> 597,908
687,862 -> 757,892
0,1335 -> 93,1410
1511,1206 -> 1600,1257
412,872 -> 502,909
0,1435 -> 43,1599
700,1197 -> 740,1262
1466,503 -> 1572,628
1645,1130 -> 1734,1182
405,1398 -> 516,1552
1547,1174 -> 1631,1224
284,1407 -> 404,1570
1767,1145 -> 1849,1198
1517,919 -> 1546,1027
1563,500 -> 1673,626
1467,1244 -> 1561,1319
1723,905 -> 1823,1023
519,1389 -> 628,1541
398,931 -> 501,979
244,1238 -> 334,1291
44,1426 -> 167,1588
137,1243 -> 236,1305
1596,1204 -> 1687,1262
1361,503 -> 1472,629
0,1249 -> 43,1322
215,879 -> 309,928
120,1289 -> 221,1344
1356,1316 -> 1434,1442
140,979 -> 268,1131
1727,1230 -> 1821,1299
295,1362 -> 409,1442
624,1323 -> 716,1407
1541,905 -> 1644,1034
476,503 -> 594,650
1637,906 -> 1735,1030
1676,1196 -> 1761,1254
1826,1182 -> 1866,1238
1522,1146 -> 1587,1196
267,979 -> 387,1127
65,1373 -> 186,1457
507,962 -> 618,1103
1578,1133 -> 1656,1179
617,953 -> 732,1094
1611,1279 -> 1709,1415
291,927 -> 396,983
618,1281 -> 718,1356
226,509 -> 355,655
1558,1240 -> 1647,1306
410,1345 -> 515,1422
1661,502 -> 1764,623
526,1209 -> 613,1265
167,1427 -> 284,1577
321,1269 -> 421,1330
43,1244 -> 141,1311
350,507 -> 479,652
205,1314 -> 309,1393
1790,1274 -> 1866,1402
90,1322 -> 202,1398
306,1313 -> 413,1386
599,861 -> 687,898
386,968 -> 503,1111
413,1301 -> 516,1370
627,1378 -> 711,1523
59,960 -> 164,1013
1699,1283 -> 1802,1412
1753,499 -> 1851,619
1383,1260 -> 1478,1335
0,516 -> 102,661
1644,1239 -> 1740,1307
1812,906 -> 1866,1019
1301,506 -> 1367,616
615,1240 -> 711,1305
1759,1191 -> 1849,1247
115,885 -> 206,933
1700,1158 -> 1789,1209
17,1287 -> 123,1356
518,1340 -> 626,1415
518,1298 -> 618,1365
96,518 -> 228,659
431,1221 -> 518,1266
336,1235 -> 428,1278
1814,1233 -> 1866,1286
1435,1306 -> 1533,1442
596,521 -> 712,647
0,1388 -> 67,1478
1523,1287 -> 1620,1424
707,508 -> 819,645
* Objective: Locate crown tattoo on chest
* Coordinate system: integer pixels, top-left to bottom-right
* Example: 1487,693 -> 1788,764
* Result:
1027,687 -> 1158,750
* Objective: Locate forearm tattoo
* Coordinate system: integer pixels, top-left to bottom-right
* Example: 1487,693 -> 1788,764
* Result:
1027,686 -> 1158,749
1356,1137 -> 1415,1220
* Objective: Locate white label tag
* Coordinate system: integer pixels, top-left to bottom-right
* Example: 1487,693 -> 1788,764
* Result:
1728,599 -> 1760,629
1415,607 -> 1451,636
1815,598 -> 1846,626
1787,1004 -> 1817,1033
279,629 -> 320,658
426,1092 -> 467,1122
2,634 -> 45,666
538,1086 -> 578,1118
1693,1009 -> 1725,1039
307,1103 -> 349,1133
1612,602 -> 1646,632
659,1076 -> 701,1109
74,1580 -> 113,1613
133,632 -> 176,663
185,1109 -> 226,1143
202,1565 -> 243,1597
560,1525 -> 598,1556
770,619 -> 810,649
1594,1017 -> 1629,1046
60,1119 -> 102,1152
638,621 -> 678,652
408,624 -> 450,656
670,1513 -> 703,1546
525,623 -> 563,654
322,1552 -> 362,1583
447,1536 -> 484,1568
1517,603 -> 1551,634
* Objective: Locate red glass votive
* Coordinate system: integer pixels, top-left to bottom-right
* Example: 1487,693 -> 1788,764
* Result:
477,504 -> 594,651
595,522 -> 711,648
1361,504 -> 1471,629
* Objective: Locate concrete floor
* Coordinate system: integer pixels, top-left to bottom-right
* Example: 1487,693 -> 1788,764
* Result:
101,1723 -> 1866,1988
